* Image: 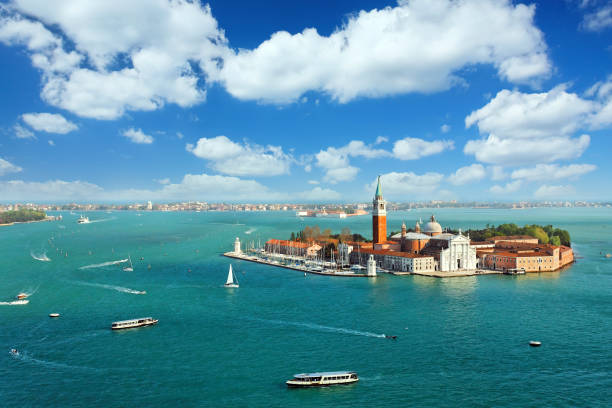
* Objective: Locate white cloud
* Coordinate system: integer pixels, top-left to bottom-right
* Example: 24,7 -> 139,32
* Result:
0,173 -> 280,202
1,1 -> 228,119
188,135 -> 292,176
0,158 -> 23,176
586,75 -> 612,128
315,140 -> 390,183
533,184 -> 575,199
511,164 -> 596,182
176,132 -> 184,140
296,187 -> 341,201
490,180 -> 522,194
375,136 -> 388,144
367,171 -> 444,198
464,86 -> 597,165
21,112 -> 77,134
464,134 -> 591,166
14,124 -> 35,139
441,124 -> 450,133
448,164 -> 486,185
48,140 -> 54,146
582,5 -> 612,31
489,165 -> 507,181
154,178 -> 170,185
304,164 -> 312,172
307,180 -> 319,185
392,137 -> 454,160
216,0 -> 550,104
122,128 -> 154,144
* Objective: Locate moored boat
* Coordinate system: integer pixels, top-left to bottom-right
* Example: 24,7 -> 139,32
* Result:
286,371 -> 358,387
111,317 -> 158,330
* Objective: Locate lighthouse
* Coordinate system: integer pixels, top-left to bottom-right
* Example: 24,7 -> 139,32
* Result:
233,237 -> 241,254
372,175 -> 387,245
367,254 -> 377,277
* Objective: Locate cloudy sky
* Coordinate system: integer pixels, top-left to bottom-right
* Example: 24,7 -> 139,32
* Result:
1,0 -> 611,202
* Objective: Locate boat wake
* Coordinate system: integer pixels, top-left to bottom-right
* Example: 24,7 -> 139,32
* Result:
254,318 -> 386,339
68,280 -> 146,295
88,217 -> 115,223
245,228 -> 256,234
9,349 -> 98,371
0,300 -> 29,305
30,250 -> 51,262
79,259 -> 128,270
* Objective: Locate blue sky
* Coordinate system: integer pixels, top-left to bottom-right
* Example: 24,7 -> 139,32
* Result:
1,0 -> 611,203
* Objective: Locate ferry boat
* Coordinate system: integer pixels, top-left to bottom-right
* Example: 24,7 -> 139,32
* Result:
286,371 -> 358,387
77,215 -> 90,224
111,317 -> 158,330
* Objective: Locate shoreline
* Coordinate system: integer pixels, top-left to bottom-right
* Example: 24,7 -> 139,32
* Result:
0,217 -> 57,227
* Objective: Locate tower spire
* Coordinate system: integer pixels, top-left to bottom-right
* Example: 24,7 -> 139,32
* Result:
375,175 -> 382,198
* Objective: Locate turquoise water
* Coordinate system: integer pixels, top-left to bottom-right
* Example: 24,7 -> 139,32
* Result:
1,209 -> 611,407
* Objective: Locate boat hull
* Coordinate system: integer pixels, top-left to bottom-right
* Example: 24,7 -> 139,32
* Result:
287,379 -> 359,388
224,284 -> 239,288
111,320 -> 158,330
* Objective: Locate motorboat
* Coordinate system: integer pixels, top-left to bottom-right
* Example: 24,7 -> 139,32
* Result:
10,349 -> 19,356
111,317 -> 158,330
77,215 -> 90,224
529,341 -> 542,347
49,313 -> 60,318
286,371 -> 358,387
16,293 -> 28,299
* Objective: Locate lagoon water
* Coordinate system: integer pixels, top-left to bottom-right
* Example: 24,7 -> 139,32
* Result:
1,208 -> 611,407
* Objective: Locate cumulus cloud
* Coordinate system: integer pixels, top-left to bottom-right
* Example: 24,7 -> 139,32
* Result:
464,86 -> 597,165
448,164 -> 486,185
0,179 -> 104,201
216,0 -> 550,104
48,140 -> 54,146
582,5 -> 612,31
441,124 -> 450,133
315,140 -> 390,183
511,164 -> 596,182
367,171 -> 444,198
490,180 -> 522,194
0,158 -> 23,176
392,137 -> 454,160
21,112 -> 77,133
14,124 -> 35,139
533,184 -> 575,199
489,165 -> 508,181
0,0 -> 228,119
188,135 -> 292,176
375,136 -> 388,144
122,128 -> 154,144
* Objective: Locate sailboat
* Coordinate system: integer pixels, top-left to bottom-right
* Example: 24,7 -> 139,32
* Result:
224,264 -> 239,288
123,255 -> 134,272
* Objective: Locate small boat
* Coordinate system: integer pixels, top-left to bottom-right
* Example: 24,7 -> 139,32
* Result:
10,349 -> 19,356
111,317 -> 158,330
16,293 -> 28,299
529,341 -> 541,347
49,313 -> 60,318
77,215 -> 90,224
286,371 -> 358,387
224,264 -> 239,288
123,255 -> 134,272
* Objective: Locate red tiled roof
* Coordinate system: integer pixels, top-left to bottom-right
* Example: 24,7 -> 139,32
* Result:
358,247 -> 431,259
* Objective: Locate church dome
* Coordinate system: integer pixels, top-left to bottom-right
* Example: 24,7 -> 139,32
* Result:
423,215 -> 442,234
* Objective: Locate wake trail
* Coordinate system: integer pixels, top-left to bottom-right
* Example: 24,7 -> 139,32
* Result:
88,217 -> 114,223
68,280 -> 146,295
9,350 -> 99,372
245,228 -> 256,234
30,250 -> 51,262
0,300 -> 29,305
253,318 -> 386,339
79,259 -> 128,270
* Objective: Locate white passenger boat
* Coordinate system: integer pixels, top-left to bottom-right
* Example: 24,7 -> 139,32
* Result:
111,317 -> 158,330
77,215 -> 90,224
224,264 -> 239,288
286,371 -> 358,387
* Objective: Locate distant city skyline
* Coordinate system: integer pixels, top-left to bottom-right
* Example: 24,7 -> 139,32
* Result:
1,0 -> 612,202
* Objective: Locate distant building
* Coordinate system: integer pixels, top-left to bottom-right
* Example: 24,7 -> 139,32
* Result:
265,239 -> 322,258
477,241 -> 574,272
147,201 -> 153,210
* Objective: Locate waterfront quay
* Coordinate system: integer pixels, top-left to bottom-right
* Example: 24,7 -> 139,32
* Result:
223,250 -> 502,279
223,250 -> 370,277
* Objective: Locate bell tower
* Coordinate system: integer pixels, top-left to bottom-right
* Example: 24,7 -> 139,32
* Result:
372,175 -> 387,244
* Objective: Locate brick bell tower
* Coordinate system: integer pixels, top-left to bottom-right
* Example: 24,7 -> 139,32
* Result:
372,175 -> 387,244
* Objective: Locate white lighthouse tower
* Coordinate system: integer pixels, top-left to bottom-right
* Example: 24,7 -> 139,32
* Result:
367,254 -> 377,277
233,237 -> 241,254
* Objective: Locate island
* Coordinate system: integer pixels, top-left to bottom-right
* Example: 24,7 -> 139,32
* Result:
0,208 -> 59,226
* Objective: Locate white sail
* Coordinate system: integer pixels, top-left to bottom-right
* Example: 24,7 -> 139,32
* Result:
226,265 -> 234,285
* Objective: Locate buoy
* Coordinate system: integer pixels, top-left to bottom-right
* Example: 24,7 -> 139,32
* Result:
49,313 -> 60,318
529,341 -> 541,347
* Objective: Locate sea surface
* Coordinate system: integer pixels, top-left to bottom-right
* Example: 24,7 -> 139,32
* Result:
1,208 -> 611,407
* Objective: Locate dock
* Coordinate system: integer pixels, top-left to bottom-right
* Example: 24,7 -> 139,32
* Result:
223,251 -> 371,277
